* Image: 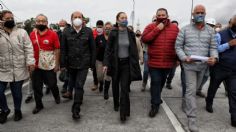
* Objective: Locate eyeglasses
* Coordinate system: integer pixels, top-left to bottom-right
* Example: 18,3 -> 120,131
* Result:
196,12 -> 205,15
36,20 -> 47,23
3,17 -> 14,21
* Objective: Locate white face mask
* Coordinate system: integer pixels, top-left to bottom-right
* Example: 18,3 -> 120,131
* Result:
73,18 -> 82,27
60,27 -> 65,31
97,28 -> 104,35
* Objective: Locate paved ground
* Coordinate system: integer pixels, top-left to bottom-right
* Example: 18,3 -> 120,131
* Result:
1,67 -> 236,132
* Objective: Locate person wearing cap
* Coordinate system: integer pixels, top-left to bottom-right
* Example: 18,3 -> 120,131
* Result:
90,20 -> 104,92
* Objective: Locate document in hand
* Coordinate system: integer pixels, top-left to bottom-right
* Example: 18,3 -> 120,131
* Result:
190,55 -> 209,62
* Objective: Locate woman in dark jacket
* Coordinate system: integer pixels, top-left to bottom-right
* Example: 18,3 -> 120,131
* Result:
103,12 -> 142,122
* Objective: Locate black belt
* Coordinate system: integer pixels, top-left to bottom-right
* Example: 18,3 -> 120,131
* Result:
118,57 -> 129,61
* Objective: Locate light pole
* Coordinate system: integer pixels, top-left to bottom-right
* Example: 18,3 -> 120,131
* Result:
131,0 -> 135,27
190,0 -> 194,23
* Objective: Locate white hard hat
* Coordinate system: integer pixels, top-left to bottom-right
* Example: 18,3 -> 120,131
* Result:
206,18 -> 216,26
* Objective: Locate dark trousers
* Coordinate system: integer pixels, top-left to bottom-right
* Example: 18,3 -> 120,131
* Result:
180,64 -> 187,97
166,67 -> 177,84
92,67 -> 98,85
32,69 -> 59,108
206,64 -> 236,120
61,70 -> 69,91
112,59 -> 131,116
149,67 -> 171,106
0,80 -> 24,111
68,68 -> 88,106
143,52 -> 149,84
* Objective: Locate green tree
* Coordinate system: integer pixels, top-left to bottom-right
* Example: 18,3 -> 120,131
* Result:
24,18 -> 35,34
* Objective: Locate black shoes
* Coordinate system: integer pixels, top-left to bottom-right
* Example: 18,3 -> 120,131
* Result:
32,106 -> 44,114
196,91 -> 205,98
206,105 -> 213,113
166,83 -> 173,89
149,105 -> 159,118
205,98 -> 213,113
72,104 -> 80,120
114,106 -> 119,112
103,81 -> 110,100
25,96 -> 33,104
104,91 -> 109,100
55,96 -> 61,104
0,109 -> 11,124
61,88 -> 67,94
232,119 -> 236,127
120,114 -> 126,122
14,110 -> 22,121
62,92 -> 73,100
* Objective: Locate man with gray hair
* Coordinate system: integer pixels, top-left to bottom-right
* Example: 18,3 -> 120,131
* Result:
30,14 -> 61,114
175,5 -> 218,132
60,11 -> 96,120
206,15 -> 236,127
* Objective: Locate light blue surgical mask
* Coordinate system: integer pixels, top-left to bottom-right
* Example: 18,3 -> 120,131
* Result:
194,14 -> 205,23
119,20 -> 128,27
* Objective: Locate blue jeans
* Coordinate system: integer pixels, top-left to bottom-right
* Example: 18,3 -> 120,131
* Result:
166,67 -> 177,84
0,80 -> 24,112
149,68 -> 171,106
143,52 -> 149,84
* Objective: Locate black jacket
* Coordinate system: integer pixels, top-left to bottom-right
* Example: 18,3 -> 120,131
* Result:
95,34 -> 107,61
60,26 -> 96,69
103,28 -> 142,81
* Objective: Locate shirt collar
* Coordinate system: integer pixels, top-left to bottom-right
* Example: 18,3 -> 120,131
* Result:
229,29 -> 236,38
73,26 -> 82,33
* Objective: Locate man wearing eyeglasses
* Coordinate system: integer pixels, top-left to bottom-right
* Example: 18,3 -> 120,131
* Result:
30,14 -> 61,115
175,5 -> 218,132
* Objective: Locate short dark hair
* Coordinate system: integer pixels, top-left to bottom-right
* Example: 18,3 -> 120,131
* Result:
171,20 -> 179,25
156,8 -> 168,16
0,10 -> 13,20
105,22 -> 112,26
128,25 -> 134,31
96,20 -> 104,26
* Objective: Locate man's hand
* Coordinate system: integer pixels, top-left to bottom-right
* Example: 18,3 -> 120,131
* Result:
28,65 -> 35,74
140,60 -> 144,65
185,56 -> 193,63
157,23 -> 165,30
60,67 -> 66,71
103,66 -> 108,73
54,65 -> 60,72
207,57 -> 217,66
229,39 -> 236,46
176,61 -> 180,66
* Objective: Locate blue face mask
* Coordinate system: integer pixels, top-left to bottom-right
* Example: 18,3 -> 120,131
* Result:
194,14 -> 205,23
119,20 -> 128,27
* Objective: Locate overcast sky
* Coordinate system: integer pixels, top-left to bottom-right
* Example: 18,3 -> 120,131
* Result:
1,0 -> 236,30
